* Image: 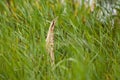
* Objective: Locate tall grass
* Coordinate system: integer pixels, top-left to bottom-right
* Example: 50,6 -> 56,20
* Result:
0,0 -> 120,80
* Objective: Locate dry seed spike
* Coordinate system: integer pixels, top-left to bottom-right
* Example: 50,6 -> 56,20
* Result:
46,17 -> 58,66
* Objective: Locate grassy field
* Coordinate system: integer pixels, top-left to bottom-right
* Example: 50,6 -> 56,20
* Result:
0,0 -> 120,80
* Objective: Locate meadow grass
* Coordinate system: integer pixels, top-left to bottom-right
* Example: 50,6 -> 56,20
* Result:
0,0 -> 120,80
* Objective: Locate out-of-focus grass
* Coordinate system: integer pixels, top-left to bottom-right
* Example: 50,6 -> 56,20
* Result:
0,0 -> 120,80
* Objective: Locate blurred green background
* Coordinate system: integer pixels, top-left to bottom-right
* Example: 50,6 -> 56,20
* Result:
0,0 -> 120,80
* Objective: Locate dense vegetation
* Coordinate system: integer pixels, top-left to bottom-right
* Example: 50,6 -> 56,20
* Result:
0,0 -> 120,80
